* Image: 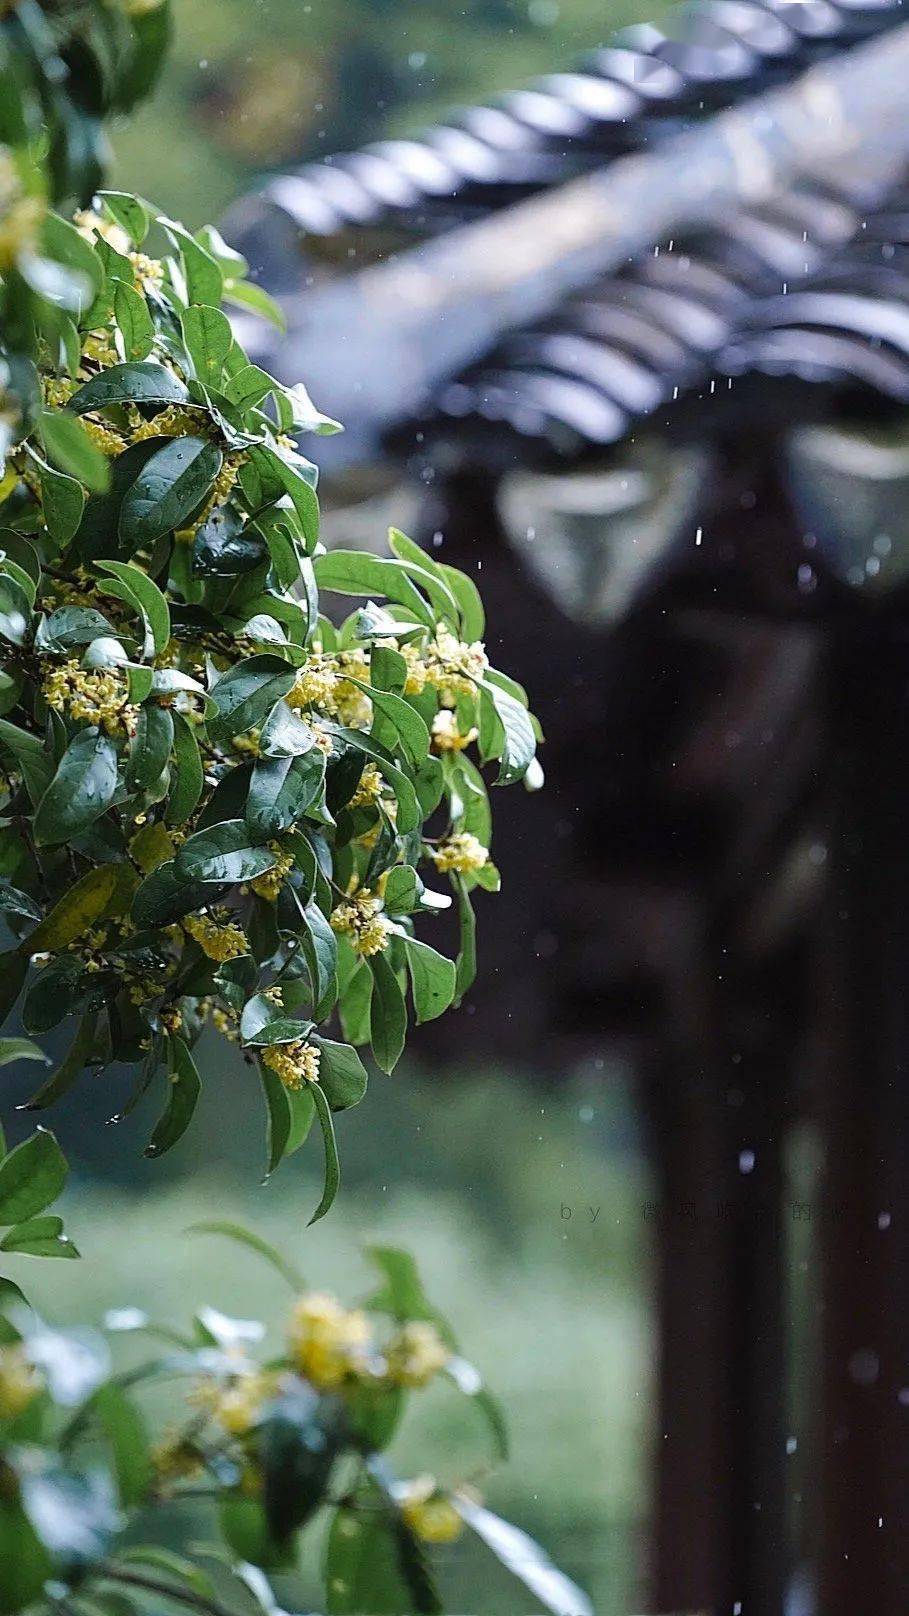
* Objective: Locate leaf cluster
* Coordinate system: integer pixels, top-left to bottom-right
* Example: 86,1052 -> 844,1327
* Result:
0,190 -> 540,1221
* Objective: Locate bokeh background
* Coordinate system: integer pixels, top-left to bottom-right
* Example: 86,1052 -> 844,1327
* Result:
3,6 -> 663,1609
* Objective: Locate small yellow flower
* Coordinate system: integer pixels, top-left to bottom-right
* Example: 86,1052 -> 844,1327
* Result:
286,654 -> 338,714
385,1321 -> 449,1388
190,1370 -> 274,1436
430,710 -> 477,753
184,912 -> 248,963
330,888 -> 391,957
430,832 -> 488,876
151,1429 -> 204,1485
250,843 -> 294,903
350,763 -> 383,808
399,1476 -> 463,1544
43,660 -> 137,736
132,405 -> 212,444
261,1039 -> 320,1091
0,1346 -> 41,1421
288,1292 -> 372,1389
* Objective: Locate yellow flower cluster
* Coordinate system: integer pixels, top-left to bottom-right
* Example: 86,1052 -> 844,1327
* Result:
0,1346 -> 41,1421
132,405 -> 212,444
288,1292 -> 372,1389
43,659 -> 138,736
130,250 -> 164,292
430,710 -> 477,753
423,626 -> 488,707
261,1038 -> 321,1091
399,1476 -> 463,1544
286,648 -> 371,728
350,762 -> 383,808
191,1368 -> 276,1436
184,911 -> 248,962
81,417 -> 127,457
250,843 -> 295,902
385,1321 -> 450,1388
151,1429 -> 203,1485
330,887 -> 392,957
430,832 -> 489,876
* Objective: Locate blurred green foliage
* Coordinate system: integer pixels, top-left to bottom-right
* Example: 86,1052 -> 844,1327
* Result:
11,1051 -> 653,1614
108,0 -> 661,225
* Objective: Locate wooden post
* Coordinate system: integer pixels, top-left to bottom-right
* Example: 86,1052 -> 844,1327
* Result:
816,625 -> 909,1614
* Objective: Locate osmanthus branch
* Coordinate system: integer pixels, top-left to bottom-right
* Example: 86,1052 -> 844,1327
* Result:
93,1564 -> 249,1616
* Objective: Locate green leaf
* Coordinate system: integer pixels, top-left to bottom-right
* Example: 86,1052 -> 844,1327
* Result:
22,956 -> 86,1035
0,1497 -> 52,1612
314,551 -> 434,628
440,562 -> 485,642
401,937 -> 456,1024
312,1036 -> 368,1111
38,410 -> 110,492
92,1383 -> 152,1507
222,277 -> 286,330
219,1495 -> 295,1573
387,529 -> 462,625
131,859 -> 219,928
0,952 -> 28,1027
0,1129 -> 67,1225
0,1213 -> 78,1258
69,362 -> 191,414
296,898 -> 338,1014
345,678 -> 428,769
23,862 -> 124,952
246,749 -> 325,839
443,1358 -> 509,1461
326,728 -> 421,834
0,719 -> 53,806
185,1220 -> 305,1290
366,1246 -> 456,1343
478,680 -> 536,785
41,213 -> 104,311
21,1013 -> 98,1112
326,1481 -> 441,1616
0,881 -> 42,924
33,728 -> 118,847
207,656 -> 296,744
452,874 -> 477,1003
308,1081 -> 340,1226
0,572 -> 31,646
181,305 -> 233,386
240,993 -> 313,1047
145,1036 -> 201,1158
98,192 -> 151,246
258,1059 -> 292,1177
158,217 -> 223,306
192,504 -> 266,577
368,951 -> 407,1074
0,1037 -> 47,1069
118,437 -> 222,549
166,711 -> 204,825
96,559 -> 172,656
127,702 -> 174,791
114,281 -> 154,360
35,606 -> 114,653
176,821 -> 277,884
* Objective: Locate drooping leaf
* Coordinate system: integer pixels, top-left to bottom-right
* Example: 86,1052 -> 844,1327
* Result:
401,937 -> 456,1024
368,951 -> 407,1074
308,1080 -> 340,1225
24,863 -> 124,953
92,1383 -> 152,1507
185,1221 -> 304,1290
0,1213 -> 78,1259
144,1037 -> 201,1158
